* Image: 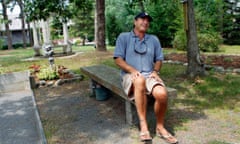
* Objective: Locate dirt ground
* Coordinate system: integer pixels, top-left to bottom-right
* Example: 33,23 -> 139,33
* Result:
34,82 -> 240,144
33,52 -> 240,144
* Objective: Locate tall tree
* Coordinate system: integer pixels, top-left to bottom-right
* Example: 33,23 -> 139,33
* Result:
1,0 -> 13,50
95,0 -> 106,51
70,0 -> 94,45
15,0 -> 27,48
185,0 -> 205,77
222,0 -> 240,44
24,0 -> 73,54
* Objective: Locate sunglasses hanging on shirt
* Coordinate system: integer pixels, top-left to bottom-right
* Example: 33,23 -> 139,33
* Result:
134,39 -> 147,54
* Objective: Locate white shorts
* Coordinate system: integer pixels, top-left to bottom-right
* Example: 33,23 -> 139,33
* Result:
122,74 -> 165,101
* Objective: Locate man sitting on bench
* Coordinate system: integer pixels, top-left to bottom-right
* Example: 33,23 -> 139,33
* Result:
113,12 -> 178,144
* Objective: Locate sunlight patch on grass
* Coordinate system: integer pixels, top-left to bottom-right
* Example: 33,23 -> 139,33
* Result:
218,45 -> 240,55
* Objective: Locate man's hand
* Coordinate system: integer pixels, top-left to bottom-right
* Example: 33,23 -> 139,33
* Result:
131,70 -> 141,81
150,71 -> 162,82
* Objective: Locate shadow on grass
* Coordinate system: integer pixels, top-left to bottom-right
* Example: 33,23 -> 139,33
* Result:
174,73 -> 240,110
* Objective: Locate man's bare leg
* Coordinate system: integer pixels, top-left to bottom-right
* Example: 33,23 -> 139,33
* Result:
133,76 -> 151,140
152,85 -> 178,143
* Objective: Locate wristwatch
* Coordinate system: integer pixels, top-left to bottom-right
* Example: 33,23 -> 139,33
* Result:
153,69 -> 160,74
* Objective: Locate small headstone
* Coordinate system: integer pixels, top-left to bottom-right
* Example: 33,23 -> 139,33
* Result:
214,66 -> 225,73
39,80 -> 46,86
54,79 -> 64,86
204,65 -> 213,71
47,81 -> 54,87
233,68 -> 240,74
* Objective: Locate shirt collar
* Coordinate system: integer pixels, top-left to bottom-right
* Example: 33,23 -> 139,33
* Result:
130,30 -> 149,41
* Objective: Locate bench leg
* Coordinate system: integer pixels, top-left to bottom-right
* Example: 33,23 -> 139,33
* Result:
125,101 -> 133,125
125,101 -> 138,125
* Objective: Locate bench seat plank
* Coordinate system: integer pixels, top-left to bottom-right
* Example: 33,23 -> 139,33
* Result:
81,65 -> 127,100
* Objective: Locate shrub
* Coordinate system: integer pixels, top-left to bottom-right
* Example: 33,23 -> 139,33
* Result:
198,32 -> 222,52
172,30 -> 187,51
1,43 -> 31,50
0,39 -> 3,50
36,67 -> 59,80
0,66 -> 4,74
173,30 -> 222,52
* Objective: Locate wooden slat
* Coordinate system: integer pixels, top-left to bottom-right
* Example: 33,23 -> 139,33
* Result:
81,65 -> 127,100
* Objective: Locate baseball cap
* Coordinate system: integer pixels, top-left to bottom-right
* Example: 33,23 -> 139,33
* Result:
134,12 -> 153,22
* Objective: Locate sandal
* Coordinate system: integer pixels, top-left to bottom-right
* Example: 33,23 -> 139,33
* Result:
139,131 -> 152,142
156,130 -> 178,144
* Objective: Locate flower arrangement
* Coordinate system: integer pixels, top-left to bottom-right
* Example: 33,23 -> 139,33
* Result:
29,64 -> 73,81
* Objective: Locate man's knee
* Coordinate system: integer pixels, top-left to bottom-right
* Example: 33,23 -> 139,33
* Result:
133,75 -> 145,87
152,86 -> 168,101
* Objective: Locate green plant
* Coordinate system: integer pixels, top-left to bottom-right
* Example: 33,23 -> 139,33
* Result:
29,64 -> 41,73
36,67 -> 59,80
173,30 -> 222,52
198,32 -> 222,52
0,38 -> 3,50
223,57 -> 233,63
172,30 -> 187,51
0,66 -> 4,74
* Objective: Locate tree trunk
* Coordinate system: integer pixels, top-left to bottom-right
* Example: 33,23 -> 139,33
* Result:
186,0 -> 205,77
2,0 -> 13,50
18,0 -> 27,48
27,21 -> 33,46
96,0 -> 106,51
94,8 -> 97,48
32,21 -> 41,56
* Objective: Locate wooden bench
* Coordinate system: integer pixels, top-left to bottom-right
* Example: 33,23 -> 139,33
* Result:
80,65 -> 177,125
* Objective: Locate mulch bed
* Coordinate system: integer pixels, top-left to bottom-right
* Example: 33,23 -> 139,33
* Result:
165,53 -> 240,69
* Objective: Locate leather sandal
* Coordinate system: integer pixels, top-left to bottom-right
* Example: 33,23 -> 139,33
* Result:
139,131 -> 152,142
156,130 -> 178,144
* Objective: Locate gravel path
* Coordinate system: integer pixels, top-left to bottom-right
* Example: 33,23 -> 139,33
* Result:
34,81 -> 240,144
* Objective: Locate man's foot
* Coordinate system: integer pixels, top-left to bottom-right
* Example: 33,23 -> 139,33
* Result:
156,128 -> 178,144
140,131 -> 152,142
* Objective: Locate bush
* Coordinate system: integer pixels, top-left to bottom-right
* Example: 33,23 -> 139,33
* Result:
106,13 -> 121,46
36,67 -> 59,80
223,31 -> 240,45
0,39 -> 3,50
1,43 -> 31,50
172,30 -> 187,51
198,32 -> 222,52
173,30 -> 222,52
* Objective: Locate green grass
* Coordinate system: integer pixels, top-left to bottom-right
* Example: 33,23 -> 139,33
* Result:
208,140 -> 232,144
218,45 -> 240,54
0,45 -> 115,74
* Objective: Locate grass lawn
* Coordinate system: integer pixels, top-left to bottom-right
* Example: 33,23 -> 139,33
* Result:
1,45 -> 240,143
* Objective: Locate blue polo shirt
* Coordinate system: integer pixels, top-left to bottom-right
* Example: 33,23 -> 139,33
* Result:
114,31 -> 164,77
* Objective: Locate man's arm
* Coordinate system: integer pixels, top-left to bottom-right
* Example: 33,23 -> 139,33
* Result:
151,60 -> 163,81
153,60 -> 163,73
114,57 -> 138,74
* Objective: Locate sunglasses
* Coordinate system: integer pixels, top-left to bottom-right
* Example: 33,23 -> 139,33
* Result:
134,39 -> 147,54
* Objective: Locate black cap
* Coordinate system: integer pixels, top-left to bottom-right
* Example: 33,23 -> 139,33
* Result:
134,12 -> 153,22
